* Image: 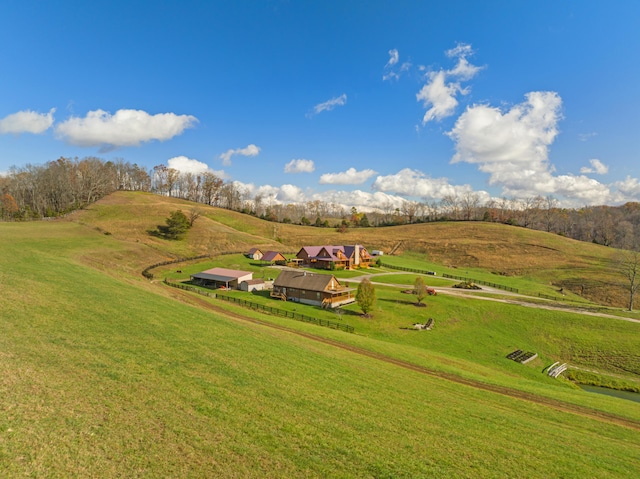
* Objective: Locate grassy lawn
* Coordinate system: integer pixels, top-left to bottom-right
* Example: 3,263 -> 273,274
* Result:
2,203 -> 640,477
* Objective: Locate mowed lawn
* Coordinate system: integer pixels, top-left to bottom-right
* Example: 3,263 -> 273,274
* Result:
1,222 -> 640,478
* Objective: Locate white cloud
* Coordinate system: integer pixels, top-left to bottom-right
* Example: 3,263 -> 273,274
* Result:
236,182 -> 307,204
443,91 -> 623,205
386,49 -> 399,67
313,189 -> 408,212
167,156 -> 210,174
447,56 -> 482,81
312,94 -> 347,115
448,91 -> 562,182
55,109 -> 197,151
580,158 -> 608,175
0,108 -> 55,134
284,159 -> 315,173
372,168 -> 481,200
319,167 -> 377,185
416,43 -> 482,124
578,132 -> 597,142
278,184 -> 307,203
218,144 -> 260,166
417,71 -> 461,123
616,176 -> 640,195
383,49 -> 412,81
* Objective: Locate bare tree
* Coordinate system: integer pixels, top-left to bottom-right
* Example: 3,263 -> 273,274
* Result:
441,194 -> 460,220
189,207 -> 203,227
541,195 -> 559,232
460,192 -> 480,221
615,248 -> 640,311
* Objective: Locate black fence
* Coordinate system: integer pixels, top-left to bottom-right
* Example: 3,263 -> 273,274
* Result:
164,280 -> 354,333
377,261 -> 518,293
440,273 -> 518,293
537,293 -> 565,301
142,250 -> 249,280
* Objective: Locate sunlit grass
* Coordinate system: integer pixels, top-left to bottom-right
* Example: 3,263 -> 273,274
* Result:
2,195 -> 640,477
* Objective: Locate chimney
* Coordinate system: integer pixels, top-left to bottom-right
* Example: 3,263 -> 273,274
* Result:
354,244 -> 360,266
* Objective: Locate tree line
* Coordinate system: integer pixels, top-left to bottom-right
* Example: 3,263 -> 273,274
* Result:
2,156 -> 639,251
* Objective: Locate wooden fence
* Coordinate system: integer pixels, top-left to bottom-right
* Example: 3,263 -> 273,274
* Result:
377,261 -> 519,293
163,280 -> 354,333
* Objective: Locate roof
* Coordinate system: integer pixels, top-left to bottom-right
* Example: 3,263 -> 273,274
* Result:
242,278 -> 265,285
273,270 -> 347,292
261,251 -> 286,262
247,248 -> 262,255
191,267 -> 253,282
298,244 -> 369,261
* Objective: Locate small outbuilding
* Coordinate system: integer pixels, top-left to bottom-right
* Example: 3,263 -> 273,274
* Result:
261,251 -> 287,265
239,278 -> 267,292
190,267 -> 253,290
245,248 -> 263,260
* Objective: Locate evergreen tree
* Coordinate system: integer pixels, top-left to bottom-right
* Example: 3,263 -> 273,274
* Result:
161,209 -> 191,239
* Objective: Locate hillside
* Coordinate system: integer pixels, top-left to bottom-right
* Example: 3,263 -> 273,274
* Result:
2,191 -> 640,477
74,191 -> 625,307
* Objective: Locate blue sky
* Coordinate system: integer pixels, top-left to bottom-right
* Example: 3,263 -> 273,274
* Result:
1,0 -> 639,209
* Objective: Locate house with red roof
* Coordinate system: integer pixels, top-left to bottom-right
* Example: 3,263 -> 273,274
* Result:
260,251 -> 287,265
296,244 -> 371,270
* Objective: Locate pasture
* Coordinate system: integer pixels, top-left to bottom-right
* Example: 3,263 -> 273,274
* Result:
2,194 -> 640,477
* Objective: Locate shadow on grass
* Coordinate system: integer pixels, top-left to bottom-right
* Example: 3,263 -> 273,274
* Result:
378,297 -> 427,307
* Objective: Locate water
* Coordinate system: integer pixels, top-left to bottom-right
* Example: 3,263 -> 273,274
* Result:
579,384 -> 640,403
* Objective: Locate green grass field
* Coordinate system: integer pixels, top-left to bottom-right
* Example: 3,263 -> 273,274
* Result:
2,197 -> 640,478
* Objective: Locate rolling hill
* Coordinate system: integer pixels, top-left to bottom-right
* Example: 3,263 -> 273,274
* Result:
1,191 -> 639,478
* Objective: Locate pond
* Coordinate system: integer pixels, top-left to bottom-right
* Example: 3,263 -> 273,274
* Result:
579,384 -> 640,403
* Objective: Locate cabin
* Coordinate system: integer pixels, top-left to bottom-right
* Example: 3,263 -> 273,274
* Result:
271,270 -> 355,308
296,244 -> 371,270
245,248 -> 263,260
190,267 -> 253,290
260,251 -> 287,265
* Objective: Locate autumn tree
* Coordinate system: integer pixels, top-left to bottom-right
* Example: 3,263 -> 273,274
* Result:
356,278 -> 376,317
1,193 -> 19,220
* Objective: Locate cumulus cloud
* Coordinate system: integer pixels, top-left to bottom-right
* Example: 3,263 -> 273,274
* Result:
167,156 -> 210,174
235,181 -> 307,204
284,159 -> 315,173
443,91 -> 622,205
372,168 -> 482,200
319,167 -> 377,185
580,158 -> 609,175
417,42 -> 482,124
448,91 -> 562,187
218,144 -> 260,166
312,94 -> 347,115
613,176 -> 640,199
0,108 -> 55,134
55,109 -> 197,151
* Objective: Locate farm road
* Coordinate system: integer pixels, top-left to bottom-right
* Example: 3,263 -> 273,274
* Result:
345,271 -> 640,324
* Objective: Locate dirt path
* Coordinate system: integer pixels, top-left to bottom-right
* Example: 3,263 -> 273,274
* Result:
167,285 -> 640,432
345,272 -> 640,324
